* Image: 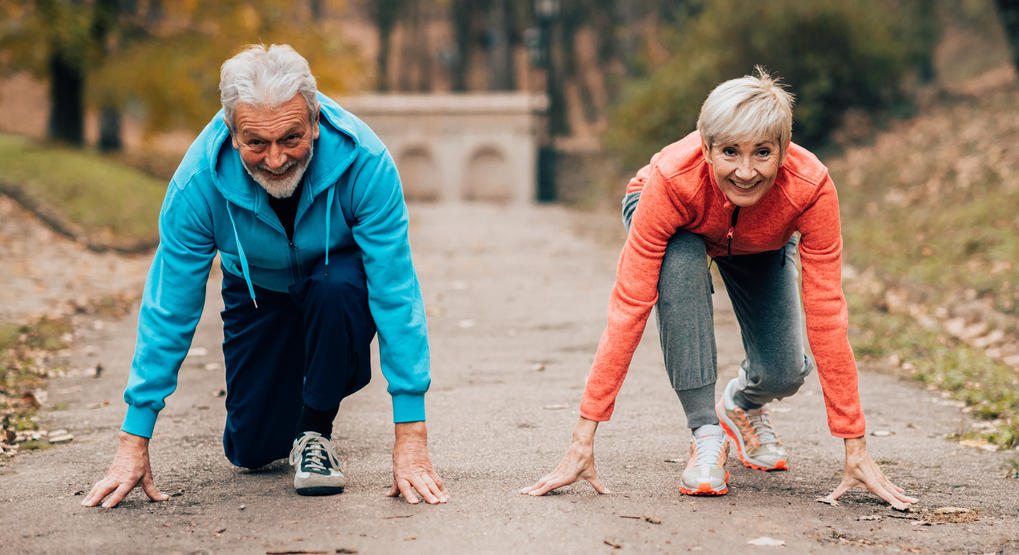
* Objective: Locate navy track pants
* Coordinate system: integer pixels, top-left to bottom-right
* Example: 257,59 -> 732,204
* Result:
219,252 -> 376,469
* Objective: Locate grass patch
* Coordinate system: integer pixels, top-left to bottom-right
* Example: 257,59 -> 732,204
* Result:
0,132 -> 166,249
1,316 -> 74,457
833,85 -> 1019,448
847,288 -> 1018,448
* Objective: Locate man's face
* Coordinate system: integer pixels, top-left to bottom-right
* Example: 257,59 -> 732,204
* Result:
229,94 -> 319,199
702,137 -> 783,208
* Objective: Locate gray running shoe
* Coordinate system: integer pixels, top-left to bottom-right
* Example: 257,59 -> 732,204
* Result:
679,424 -> 730,496
716,377 -> 788,471
289,431 -> 346,496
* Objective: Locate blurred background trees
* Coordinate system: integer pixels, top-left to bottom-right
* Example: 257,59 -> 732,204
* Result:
0,0 -> 1014,163
0,0 -> 361,149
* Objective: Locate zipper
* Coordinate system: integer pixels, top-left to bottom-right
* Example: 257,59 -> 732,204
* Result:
288,239 -> 303,282
726,206 -> 741,260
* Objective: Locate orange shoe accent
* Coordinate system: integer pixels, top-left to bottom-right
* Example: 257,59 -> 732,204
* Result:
679,470 -> 731,496
719,418 -> 788,471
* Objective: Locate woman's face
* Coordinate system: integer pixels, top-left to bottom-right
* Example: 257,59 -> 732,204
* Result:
702,138 -> 783,208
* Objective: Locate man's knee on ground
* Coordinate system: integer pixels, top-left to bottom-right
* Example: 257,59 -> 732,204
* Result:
225,445 -> 280,470
223,432 -> 291,470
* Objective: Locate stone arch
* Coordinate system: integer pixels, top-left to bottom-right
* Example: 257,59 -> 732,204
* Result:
396,145 -> 440,202
464,144 -> 512,202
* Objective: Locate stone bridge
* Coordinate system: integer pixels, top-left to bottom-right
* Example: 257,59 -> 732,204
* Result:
337,93 -> 546,205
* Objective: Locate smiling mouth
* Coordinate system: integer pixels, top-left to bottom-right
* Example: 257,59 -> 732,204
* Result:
259,163 -> 296,179
730,179 -> 759,191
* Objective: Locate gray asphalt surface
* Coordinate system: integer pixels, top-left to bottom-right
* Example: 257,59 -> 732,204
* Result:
1,203 -> 1017,554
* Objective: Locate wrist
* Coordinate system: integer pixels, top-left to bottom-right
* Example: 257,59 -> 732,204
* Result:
843,435 -> 866,454
118,430 -> 149,452
571,417 -> 598,445
394,421 -> 427,444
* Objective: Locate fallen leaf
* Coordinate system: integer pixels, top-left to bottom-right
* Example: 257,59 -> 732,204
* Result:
644,515 -> 662,524
664,458 -> 683,463
94,363 -> 103,378
747,537 -> 785,547
933,507 -> 971,515
20,391 -> 41,408
959,439 -> 998,452
48,432 -> 74,444
858,515 -> 882,521
816,496 -> 840,507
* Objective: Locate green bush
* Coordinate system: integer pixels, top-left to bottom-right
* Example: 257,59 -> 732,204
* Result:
607,0 -> 936,168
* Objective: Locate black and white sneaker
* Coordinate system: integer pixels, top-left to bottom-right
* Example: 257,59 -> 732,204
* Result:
288,431 -> 346,496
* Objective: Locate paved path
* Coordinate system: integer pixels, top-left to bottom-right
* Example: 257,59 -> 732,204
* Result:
1,203 -> 1017,553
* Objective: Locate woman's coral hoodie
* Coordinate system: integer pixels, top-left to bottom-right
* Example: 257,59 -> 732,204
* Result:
579,131 -> 864,438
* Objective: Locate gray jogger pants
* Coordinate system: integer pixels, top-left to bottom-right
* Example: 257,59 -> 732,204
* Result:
622,191 -> 814,429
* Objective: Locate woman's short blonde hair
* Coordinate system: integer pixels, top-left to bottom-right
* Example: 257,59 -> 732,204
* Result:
697,66 -> 795,161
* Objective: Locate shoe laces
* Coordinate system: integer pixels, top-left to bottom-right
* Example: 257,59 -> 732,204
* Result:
693,432 -> 726,467
289,432 -> 340,472
744,408 -> 778,445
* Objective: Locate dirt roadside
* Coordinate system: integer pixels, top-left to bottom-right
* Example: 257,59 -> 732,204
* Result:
1,202 -> 1017,554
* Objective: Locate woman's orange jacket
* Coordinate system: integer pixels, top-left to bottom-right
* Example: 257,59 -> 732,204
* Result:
580,131 -> 864,438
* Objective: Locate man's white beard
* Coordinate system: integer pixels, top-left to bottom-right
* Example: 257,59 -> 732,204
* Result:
243,143 -> 314,199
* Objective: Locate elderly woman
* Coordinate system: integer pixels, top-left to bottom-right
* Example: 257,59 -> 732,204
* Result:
522,69 -> 916,508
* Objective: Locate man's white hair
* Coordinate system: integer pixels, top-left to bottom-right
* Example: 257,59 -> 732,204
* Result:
697,66 -> 795,161
219,44 -> 319,130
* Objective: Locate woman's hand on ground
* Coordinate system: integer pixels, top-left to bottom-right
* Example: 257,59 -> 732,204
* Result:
520,417 -> 608,496
825,436 -> 918,510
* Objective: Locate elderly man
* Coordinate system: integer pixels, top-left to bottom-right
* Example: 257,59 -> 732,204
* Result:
83,44 -> 447,506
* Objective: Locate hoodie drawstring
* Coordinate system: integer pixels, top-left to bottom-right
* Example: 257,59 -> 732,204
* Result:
225,202 -> 258,309
324,187 -> 334,277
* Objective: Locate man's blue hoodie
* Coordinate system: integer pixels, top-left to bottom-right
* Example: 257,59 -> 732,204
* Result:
122,94 -> 430,438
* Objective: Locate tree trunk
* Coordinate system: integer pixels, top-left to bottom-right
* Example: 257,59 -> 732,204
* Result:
47,51 -> 85,146
98,105 -> 123,151
371,0 -> 403,91
450,0 -> 474,91
94,0 -> 123,151
485,0 -> 514,90
995,0 -> 1019,71
378,25 -> 393,91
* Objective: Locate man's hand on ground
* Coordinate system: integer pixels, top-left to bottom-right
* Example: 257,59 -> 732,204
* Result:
825,436 -> 918,511
82,431 -> 169,508
387,421 -> 449,505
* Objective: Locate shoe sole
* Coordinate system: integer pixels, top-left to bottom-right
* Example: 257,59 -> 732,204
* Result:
717,405 -> 788,472
295,485 -> 345,496
679,471 -> 730,496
